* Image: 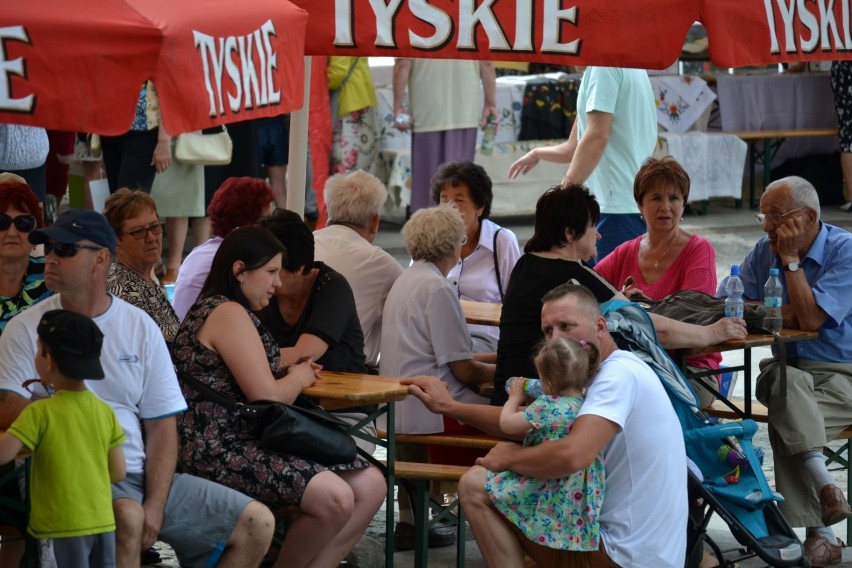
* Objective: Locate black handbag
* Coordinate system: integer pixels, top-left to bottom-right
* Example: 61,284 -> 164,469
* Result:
644,290 -> 771,335
178,371 -> 357,465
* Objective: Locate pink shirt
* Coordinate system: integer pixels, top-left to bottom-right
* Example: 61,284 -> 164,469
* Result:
595,234 -> 721,371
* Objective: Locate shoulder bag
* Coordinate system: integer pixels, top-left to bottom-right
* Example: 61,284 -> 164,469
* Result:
178,370 -> 357,465
174,125 -> 233,166
329,58 -> 360,121
645,289 -> 770,335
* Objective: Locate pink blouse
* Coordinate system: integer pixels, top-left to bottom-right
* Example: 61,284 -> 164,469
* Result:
595,234 -> 721,371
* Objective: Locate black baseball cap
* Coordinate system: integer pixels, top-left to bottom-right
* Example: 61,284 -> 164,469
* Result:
29,209 -> 116,254
37,309 -> 105,380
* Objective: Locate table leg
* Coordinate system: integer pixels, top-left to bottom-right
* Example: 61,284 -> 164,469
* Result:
385,403 -> 396,568
743,348 -> 752,416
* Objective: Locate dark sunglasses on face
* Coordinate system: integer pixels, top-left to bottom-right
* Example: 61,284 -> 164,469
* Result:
122,222 -> 165,240
44,241 -> 103,258
0,213 -> 37,233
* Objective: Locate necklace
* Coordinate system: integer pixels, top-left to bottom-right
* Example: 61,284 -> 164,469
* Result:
651,229 -> 680,270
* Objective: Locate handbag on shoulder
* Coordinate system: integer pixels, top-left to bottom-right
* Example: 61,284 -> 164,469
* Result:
174,125 -> 233,166
178,371 -> 357,465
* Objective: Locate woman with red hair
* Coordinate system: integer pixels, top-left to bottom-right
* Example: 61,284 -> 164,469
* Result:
172,177 -> 274,321
0,179 -> 51,336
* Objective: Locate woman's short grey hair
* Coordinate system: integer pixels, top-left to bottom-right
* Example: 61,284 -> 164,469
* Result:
767,176 -> 821,218
324,170 -> 388,228
402,204 -> 465,263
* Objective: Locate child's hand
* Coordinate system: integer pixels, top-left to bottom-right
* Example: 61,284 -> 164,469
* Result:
508,378 -> 526,401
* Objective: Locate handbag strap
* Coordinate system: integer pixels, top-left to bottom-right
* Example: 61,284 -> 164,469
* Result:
177,370 -> 241,411
492,227 -> 504,303
336,58 -> 360,92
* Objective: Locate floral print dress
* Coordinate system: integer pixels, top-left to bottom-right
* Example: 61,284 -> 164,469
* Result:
485,395 -> 605,551
172,295 -> 368,512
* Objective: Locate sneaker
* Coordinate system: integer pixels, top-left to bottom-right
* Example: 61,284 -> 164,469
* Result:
803,533 -> 842,567
841,202 -> 852,211
393,521 -> 457,551
141,546 -> 161,565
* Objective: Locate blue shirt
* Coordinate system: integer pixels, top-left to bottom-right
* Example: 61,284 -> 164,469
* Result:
739,222 -> 852,363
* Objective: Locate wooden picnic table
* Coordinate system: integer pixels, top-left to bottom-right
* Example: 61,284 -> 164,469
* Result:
677,328 -> 819,416
302,371 -> 409,568
460,299 -> 502,327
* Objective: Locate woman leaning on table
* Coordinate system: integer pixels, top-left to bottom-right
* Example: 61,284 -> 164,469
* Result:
594,156 -> 722,408
171,226 -> 385,568
431,160 -> 520,352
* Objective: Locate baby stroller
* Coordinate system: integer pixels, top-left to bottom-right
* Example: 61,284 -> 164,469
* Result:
601,299 -> 807,567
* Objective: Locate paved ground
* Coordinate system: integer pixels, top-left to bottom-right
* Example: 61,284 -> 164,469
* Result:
152,198 -> 852,567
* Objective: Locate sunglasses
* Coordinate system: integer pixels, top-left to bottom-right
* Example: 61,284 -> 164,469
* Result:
44,241 -> 103,258
0,213 -> 37,233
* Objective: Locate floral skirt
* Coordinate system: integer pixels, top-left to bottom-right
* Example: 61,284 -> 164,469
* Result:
331,107 -> 379,175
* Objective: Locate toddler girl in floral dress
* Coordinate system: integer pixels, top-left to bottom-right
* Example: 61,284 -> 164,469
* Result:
485,337 -> 605,551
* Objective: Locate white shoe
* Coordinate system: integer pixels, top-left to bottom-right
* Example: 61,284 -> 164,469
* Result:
841,201 -> 852,211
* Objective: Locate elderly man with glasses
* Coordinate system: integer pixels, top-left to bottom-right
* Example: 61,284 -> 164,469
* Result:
0,209 -> 276,568
738,176 -> 852,567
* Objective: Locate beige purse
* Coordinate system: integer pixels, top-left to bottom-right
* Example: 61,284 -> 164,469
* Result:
174,126 -> 233,166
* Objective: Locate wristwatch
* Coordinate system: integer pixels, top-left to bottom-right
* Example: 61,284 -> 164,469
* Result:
783,261 -> 800,272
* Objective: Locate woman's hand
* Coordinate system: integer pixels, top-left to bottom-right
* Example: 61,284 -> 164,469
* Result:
151,138 -> 171,173
508,150 -> 539,179
288,359 -> 320,390
707,317 -> 748,344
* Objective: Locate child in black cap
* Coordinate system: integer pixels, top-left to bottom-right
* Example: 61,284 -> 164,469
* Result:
0,309 -> 126,567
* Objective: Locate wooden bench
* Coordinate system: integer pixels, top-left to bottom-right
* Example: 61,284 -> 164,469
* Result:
706,399 -> 852,541
384,460 -> 471,568
724,128 -> 839,208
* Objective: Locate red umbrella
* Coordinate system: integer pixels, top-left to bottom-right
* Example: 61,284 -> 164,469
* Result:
291,0 -> 852,68
0,0 -> 308,135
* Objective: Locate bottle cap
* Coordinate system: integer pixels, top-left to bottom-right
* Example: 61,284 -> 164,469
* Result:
769,268 -> 779,276
731,265 -> 740,276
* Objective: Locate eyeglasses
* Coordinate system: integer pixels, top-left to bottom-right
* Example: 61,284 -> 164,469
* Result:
122,222 -> 164,240
754,207 -> 807,225
461,236 -> 469,245
0,213 -> 37,233
23,378 -> 54,398
44,241 -> 103,258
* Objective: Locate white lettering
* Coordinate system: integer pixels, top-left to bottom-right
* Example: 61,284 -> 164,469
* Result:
409,0 -> 453,48
194,21 -> 282,117
541,0 -> 580,54
513,0 -> 534,52
458,0 -> 509,51
764,0 -> 781,53
798,0 -> 820,51
368,0 -> 404,47
776,0 -> 799,53
0,26 -> 34,112
817,0 -> 844,49
334,0 -> 355,46
844,0 -> 852,49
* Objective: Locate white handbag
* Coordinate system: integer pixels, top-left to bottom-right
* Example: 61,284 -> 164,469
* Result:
174,126 -> 233,166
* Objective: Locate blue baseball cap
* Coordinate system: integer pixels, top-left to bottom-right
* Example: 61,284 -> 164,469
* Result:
29,209 -> 116,254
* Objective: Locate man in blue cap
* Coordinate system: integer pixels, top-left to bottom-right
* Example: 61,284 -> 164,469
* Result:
0,209 -> 276,567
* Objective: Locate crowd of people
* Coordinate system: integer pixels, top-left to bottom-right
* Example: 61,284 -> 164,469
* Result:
0,58 -> 850,568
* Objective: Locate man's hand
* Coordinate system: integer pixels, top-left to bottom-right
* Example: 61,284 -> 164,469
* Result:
707,317 -> 748,344
140,500 -> 166,550
400,376 -> 453,414
475,441 -> 522,472
774,215 -> 808,263
508,150 -> 540,179
480,106 -> 498,129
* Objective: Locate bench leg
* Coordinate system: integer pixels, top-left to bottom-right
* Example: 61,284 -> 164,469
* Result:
457,504 -> 466,568
413,481 -> 430,568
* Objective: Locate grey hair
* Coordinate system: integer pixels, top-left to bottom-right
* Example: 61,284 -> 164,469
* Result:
766,176 -> 821,219
402,204 -> 465,263
324,170 -> 388,228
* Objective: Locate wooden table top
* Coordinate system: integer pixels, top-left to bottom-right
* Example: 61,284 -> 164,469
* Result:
689,328 -> 819,355
725,128 -> 838,140
460,299 -> 502,326
302,371 -> 410,410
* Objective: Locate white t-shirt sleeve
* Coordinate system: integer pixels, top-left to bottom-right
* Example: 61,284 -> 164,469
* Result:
0,313 -> 38,398
578,358 -> 636,430
582,67 -> 621,115
137,315 -> 187,420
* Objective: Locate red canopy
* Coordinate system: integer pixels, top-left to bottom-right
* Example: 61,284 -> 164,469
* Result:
291,0 -> 852,69
0,0 -> 308,135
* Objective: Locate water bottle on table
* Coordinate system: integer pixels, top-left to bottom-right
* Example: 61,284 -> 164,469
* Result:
724,265 -> 744,319
763,268 -> 784,333
505,377 -> 543,398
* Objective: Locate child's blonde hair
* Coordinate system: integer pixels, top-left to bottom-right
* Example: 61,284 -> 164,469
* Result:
534,337 -> 600,395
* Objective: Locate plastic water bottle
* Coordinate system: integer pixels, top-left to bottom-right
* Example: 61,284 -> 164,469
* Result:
763,268 -> 784,333
724,265 -> 745,319
504,377 -> 543,398
480,115 -> 497,155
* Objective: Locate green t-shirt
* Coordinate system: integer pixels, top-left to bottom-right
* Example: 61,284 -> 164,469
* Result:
8,389 -> 125,538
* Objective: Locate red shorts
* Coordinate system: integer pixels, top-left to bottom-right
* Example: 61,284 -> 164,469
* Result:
427,415 -> 490,466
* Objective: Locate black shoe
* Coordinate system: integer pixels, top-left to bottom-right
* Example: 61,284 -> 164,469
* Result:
394,521 -> 457,551
141,546 -> 161,565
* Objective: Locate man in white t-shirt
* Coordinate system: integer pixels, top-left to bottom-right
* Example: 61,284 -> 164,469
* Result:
403,282 -> 687,567
313,170 -> 403,369
0,210 -> 274,568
